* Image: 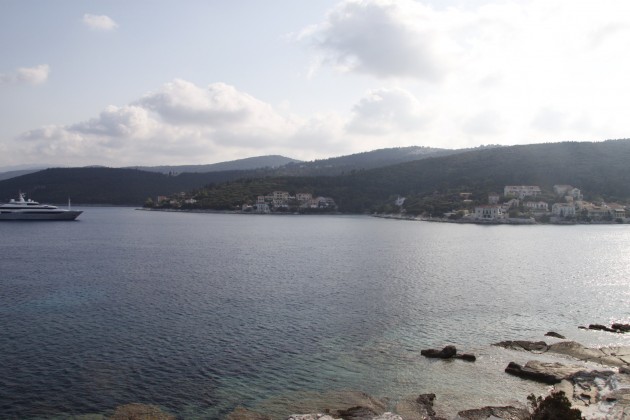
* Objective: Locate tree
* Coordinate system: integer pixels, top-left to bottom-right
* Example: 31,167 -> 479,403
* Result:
528,391 -> 583,420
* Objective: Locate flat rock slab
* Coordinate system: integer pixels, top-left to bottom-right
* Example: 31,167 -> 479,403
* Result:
495,340 -> 630,368
506,360 -> 586,384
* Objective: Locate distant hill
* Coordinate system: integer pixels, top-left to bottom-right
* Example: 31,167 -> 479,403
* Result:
270,146 -> 463,176
133,155 -> 301,174
0,167 -> 254,205
3,141 -> 626,208
0,146 -> 462,204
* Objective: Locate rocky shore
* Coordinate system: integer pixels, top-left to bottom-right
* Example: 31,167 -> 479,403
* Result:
97,323 -> 630,419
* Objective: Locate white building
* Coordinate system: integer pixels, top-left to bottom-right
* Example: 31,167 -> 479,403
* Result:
474,205 -> 504,220
504,185 -> 542,199
552,203 -> 576,217
488,193 -> 500,205
525,201 -> 548,211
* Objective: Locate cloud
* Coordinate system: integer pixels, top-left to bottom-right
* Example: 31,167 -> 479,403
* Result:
13,80 -> 336,166
0,64 -> 50,85
82,14 -> 118,31
300,0 -> 460,80
347,87 -> 429,135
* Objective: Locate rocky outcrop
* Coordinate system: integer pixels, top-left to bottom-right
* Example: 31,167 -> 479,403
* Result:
287,415 -> 340,420
579,322 -> 630,333
504,361 -> 584,384
496,339 -> 630,368
455,405 -> 530,420
420,345 -> 476,361
395,393 -> 446,420
421,345 -> 457,359
612,323 -> 630,333
109,403 -> 175,420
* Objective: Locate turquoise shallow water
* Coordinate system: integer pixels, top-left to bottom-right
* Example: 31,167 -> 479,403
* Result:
1,208 -> 629,418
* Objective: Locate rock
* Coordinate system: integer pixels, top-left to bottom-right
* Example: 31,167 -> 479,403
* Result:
108,403 -> 175,420
545,331 -> 566,339
494,340 -> 549,353
421,345 -> 457,359
372,414 -> 403,420
287,415 -> 339,420
612,323 -> 630,332
620,366 -> 630,374
227,407 -> 272,420
455,405 -> 530,420
395,393 -> 446,420
334,406 -> 378,420
549,341 -> 630,367
504,361 -> 586,384
455,353 -> 476,362
588,323 -> 619,333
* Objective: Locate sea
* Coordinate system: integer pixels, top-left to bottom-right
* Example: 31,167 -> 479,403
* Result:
1,208 -> 629,419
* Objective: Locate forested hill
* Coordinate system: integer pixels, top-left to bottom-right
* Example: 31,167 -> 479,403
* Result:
189,140 -> 630,213
1,140 -> 628,207
0,167 -> 253,205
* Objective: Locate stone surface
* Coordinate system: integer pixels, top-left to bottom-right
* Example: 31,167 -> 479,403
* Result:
588,324 -> 619,333
505,360 -> 586,384
287,415 -> 339,420
108,403 -> 175,420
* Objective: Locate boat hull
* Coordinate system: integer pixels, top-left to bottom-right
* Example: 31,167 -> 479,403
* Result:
0,210 -> 83,221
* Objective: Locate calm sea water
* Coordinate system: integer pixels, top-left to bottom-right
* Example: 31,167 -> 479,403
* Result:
1,208 -> 629,419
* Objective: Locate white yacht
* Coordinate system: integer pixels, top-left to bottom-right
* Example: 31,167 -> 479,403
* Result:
0,193 -> 82,220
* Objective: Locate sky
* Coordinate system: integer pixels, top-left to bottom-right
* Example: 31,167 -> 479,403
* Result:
1,0 -> 630,169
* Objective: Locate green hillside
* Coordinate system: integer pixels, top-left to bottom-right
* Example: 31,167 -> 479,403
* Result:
185,140 -> 630,213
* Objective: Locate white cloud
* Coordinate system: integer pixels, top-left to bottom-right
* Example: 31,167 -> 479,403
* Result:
300,0 -> 457,80
0,64 -> 50,85
347,87 -> 429,135
82,14 -> 118,31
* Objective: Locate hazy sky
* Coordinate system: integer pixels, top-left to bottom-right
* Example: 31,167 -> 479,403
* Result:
1,0 -> 629,168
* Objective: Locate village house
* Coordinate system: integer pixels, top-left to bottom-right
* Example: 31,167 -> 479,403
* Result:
504,185 -> 542,199
525,201 -> 548,211
474,205 -> 505,220
552,203 -> 576,217
488,193 -> 500,204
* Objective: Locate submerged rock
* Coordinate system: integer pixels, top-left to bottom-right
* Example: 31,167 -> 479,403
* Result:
227,407 -> 272,420
108,403 -> 175,420
455,405 -> 530,420
545,331 -> 566,339
494,340 -> 549,353
334,406 -> 379,420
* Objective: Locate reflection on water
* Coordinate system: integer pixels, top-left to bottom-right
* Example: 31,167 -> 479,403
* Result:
1,209 -> 629,418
